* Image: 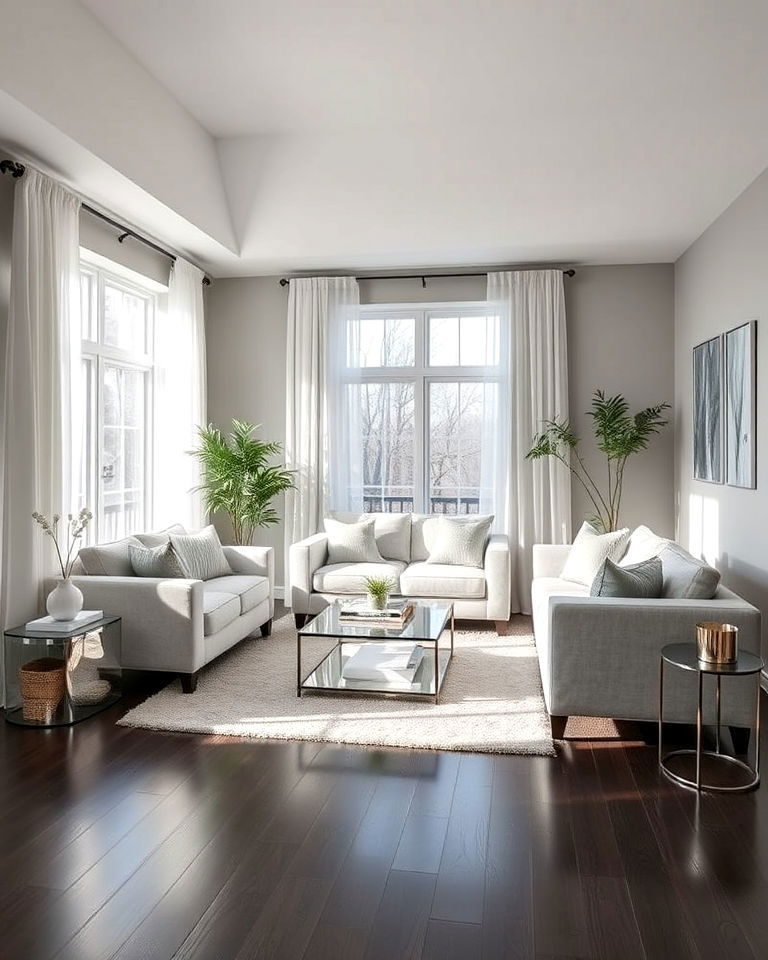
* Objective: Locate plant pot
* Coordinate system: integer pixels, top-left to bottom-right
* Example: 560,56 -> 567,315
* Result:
46,578 -> 84,622
367,592 -> 389,611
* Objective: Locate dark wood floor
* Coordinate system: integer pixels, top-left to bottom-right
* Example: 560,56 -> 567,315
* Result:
1,619 -> 767,959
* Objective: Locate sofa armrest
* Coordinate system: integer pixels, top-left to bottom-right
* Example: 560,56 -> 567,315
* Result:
223,545 -> 274,616
56,576 -> 205,673
289,533 -> 328,612
542,593 -> 761,722
532,544 -> 571,579
484,534 -> 511,621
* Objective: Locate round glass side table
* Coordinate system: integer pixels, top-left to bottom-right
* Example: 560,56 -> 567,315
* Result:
659,642 -> 763,793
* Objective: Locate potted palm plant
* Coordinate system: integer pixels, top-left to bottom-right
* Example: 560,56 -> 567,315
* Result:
190,420 -> 294,545
527,390 -> 670,532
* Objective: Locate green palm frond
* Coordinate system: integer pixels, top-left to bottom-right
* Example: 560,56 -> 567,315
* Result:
190,420 -> 295,545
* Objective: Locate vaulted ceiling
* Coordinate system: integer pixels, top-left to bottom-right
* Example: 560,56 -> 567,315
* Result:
3,0 -> 768,276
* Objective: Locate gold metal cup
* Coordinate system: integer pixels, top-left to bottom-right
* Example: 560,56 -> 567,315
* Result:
696,622 -> 738,664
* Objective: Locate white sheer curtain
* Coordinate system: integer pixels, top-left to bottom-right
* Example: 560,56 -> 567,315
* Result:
488,269 -> 571,614
284,276 -> 360,594
0,168 -> 82,648
153,257 -> 207,531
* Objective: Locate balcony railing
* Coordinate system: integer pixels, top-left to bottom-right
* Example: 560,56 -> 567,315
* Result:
362,495 -> 480,515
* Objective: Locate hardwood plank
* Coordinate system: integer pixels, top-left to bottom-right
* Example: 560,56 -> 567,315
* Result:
421,919 -> 482,959
482,755 -> 535,960
391,814 -> 449,873
430,754 -> 492,924
363,869 -> 436,960
581,876 -> 646,960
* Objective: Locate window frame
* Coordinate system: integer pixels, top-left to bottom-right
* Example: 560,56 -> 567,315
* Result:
79,252 -> 161,542
350,301 -> 502,514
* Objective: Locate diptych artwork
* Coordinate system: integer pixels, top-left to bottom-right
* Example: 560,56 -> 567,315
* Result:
693,335 -> 723,483
725,320 -> 757,488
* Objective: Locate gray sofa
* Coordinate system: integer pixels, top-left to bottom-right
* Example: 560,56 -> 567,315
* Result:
290,512 -> 511,631
55,524 -> 274,692
532,539 -> 761,740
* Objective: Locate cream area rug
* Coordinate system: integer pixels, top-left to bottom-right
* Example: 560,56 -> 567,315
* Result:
118,614 -> 555,756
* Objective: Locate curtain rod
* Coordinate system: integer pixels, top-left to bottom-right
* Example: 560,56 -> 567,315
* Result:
278,268 -> 575,287
1,159 -> 211,286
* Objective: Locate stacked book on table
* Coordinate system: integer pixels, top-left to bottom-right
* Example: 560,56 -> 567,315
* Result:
341,643 -> 424,685
339,598 -> 414,626
24,610 -> 104,633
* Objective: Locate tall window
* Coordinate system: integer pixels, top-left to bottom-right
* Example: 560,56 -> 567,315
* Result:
80,254 -> 162,542
345,303 -> 502,514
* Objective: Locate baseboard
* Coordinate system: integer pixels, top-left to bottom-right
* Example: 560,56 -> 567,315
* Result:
274,586 -> 285,601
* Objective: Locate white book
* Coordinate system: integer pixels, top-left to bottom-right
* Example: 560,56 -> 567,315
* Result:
25,610 -> 104,633
342,643 -> 424,684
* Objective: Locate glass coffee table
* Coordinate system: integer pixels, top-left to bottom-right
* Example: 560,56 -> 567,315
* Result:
297,601 -> 454,703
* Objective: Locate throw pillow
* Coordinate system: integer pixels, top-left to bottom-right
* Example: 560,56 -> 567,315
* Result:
130,541 -> 186,578
135,523 -> 187,548
560,521 -> 631,586
170,525 -> 232,581
324,517 -> 383,564
658,543 -> 721,600
426,515 -> 494,568
78,536 -> 144,577
330,512 -> 411,563
618,524 -> 672,567
590,557 -> 663,598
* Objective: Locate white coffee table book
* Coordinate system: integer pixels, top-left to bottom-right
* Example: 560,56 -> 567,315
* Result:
341,643 -> 424,684
25,610 -> 104,633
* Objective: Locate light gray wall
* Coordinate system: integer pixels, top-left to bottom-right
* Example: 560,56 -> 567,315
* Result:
675,167 -> 768,658
566,265 -> 675,535
207,266 -> 675,587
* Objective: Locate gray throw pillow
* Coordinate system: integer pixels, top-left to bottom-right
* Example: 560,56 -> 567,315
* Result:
324,517 -> 383,564
170,525 -> 232,581
659,544 -> 721,599
130,541 -> 186,578
426,515 -> 494,568
78,536 -> 143,576
590,557 -> 663,598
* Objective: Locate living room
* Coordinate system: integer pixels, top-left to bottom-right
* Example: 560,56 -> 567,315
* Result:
0,1 -> 767,958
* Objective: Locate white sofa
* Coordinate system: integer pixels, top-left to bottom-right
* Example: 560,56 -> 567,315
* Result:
532,539 -> 761,741
290,512 -> 511,631
56,524 -> 275,693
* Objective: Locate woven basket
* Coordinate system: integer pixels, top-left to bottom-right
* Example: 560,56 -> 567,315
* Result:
19,658 -> 66,723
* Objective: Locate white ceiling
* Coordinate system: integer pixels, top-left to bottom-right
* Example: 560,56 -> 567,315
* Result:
68,0 -> 768,273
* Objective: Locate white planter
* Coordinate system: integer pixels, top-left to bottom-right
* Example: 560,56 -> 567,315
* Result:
46,579 -> 84,622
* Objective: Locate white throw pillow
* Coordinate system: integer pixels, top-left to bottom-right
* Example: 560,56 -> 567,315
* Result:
324,517 -> 383,564
170,525 -> 232,581
561,521 -> 631,586
330,511 -> 411,563
426,515 -> 494,568
619,525 -> 672,567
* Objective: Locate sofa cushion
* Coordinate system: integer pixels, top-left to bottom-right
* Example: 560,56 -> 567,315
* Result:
135,523 -> 187,548
561,521 -> 630,586
659,544 -> 721,600
590,557 -> 663,598
313,561 -> 406,595
78,536 -> 143,576
400,562 -> 486,599
426,515 -> 493,568
619,525 -> 672,567
331,511 -> 411,563
171,525 -> 232,580
324,517 -> 383,564
205,574 -> 269,615
202,588 -> 241,635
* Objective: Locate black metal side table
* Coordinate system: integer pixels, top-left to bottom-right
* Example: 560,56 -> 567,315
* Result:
659,642 -> 763,793
4,616 -> 122,727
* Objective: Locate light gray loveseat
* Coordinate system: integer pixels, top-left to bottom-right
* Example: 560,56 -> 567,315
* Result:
290,512 -> 511,632
532,531 -> 761,742
56,524 -> 274,693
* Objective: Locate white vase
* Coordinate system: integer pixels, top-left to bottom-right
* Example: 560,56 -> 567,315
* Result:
46,578 -> 84,622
